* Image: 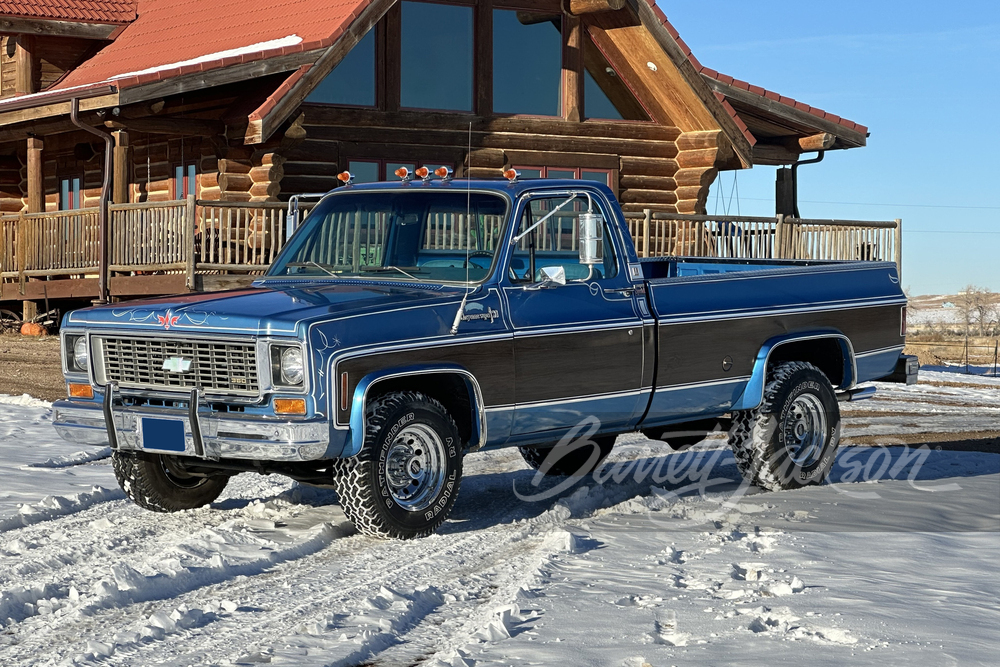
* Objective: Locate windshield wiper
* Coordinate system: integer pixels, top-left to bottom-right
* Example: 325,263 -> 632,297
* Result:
286,261 -> 337,276
360,266 -> 419,280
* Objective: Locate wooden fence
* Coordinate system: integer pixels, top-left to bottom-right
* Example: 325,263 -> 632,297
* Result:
0,201 -> 901,295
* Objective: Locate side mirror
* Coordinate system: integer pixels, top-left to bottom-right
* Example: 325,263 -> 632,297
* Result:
578,212 -> 604,266
538,266 -> 567,287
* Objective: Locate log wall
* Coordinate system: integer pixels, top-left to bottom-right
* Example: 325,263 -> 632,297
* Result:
283,105 -> 717,214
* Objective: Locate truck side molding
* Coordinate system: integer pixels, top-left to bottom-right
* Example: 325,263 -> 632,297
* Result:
345,364 -> 487,457
730,332 -> 857,412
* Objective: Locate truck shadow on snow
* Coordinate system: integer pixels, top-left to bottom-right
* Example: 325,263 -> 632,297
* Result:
440,444 -> 1000,536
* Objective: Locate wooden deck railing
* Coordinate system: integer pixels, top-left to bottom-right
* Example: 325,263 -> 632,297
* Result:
0,201 -> 901,296
624,211 -> 902,275
7,208 -> 102,277
110,199 -> 192,273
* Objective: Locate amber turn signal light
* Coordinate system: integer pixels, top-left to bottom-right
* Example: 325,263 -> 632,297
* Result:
415,166 -> 430,180
337,171 -> 354,184
503,168 -> 519,182
274,398 -> 307,415
68,383 -> 94,399
434,166 -> 453,180
394,166 -> 410,179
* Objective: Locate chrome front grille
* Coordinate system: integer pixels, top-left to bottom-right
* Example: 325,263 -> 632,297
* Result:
97,336 -> 259,396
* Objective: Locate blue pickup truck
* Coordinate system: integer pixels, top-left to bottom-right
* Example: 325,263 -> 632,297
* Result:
53,176 -> 916,538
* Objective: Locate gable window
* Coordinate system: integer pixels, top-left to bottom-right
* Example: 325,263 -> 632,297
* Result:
401,1 -> 473,111
306,28 -> 376,107
60,178 -> 81,210
493,10 -> 562,116
174,164 -> 196,199
583,38 -> 649,121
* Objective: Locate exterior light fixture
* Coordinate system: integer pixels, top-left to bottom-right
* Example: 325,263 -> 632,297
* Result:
337,171 -> 354,185
503,169 -> 519,182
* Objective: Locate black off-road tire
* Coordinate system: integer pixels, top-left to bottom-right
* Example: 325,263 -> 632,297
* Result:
728,361 -> 842,492
332,391 -> 463,539
112,450 -> 229,512
518,435 -> 616,476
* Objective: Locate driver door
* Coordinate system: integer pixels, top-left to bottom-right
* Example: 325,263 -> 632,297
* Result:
503,193 -> 645,438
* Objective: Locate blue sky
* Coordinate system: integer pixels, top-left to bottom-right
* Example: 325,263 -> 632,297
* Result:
667,1 -> 999,295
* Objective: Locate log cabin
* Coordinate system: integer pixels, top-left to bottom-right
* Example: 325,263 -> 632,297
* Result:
0,0 -> 888,318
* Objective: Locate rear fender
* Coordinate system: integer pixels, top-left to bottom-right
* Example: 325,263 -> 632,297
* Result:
345,364 -> 486,457
730,331 -> 856,411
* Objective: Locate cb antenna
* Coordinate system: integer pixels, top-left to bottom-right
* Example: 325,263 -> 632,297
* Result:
451,121 -> 474,335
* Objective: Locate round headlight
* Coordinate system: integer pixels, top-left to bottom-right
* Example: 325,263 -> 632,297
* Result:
73,336 -> 89,372
279,347 -> 304,385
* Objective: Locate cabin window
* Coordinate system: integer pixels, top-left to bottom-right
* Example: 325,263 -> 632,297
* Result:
348,160 -> 381,184
306,29 -> 376,107
346,158 -> 456,183
60,178 -> 82,210
174,164 -> 196,199
493,10 -> 562,116
59,177 -> 82,210
512,166 -> 612,187
400,1 -> 474,111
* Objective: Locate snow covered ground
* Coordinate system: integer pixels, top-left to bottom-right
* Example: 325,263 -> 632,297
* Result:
0,371 -> 998,666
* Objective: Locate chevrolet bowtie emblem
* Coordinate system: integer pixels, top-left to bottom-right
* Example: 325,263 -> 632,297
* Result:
162,356 -> 193,373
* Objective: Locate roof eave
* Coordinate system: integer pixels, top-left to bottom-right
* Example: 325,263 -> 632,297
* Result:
0,16 -> 126,39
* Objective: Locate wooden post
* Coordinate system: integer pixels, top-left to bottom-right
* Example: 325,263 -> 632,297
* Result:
185,194 -> 197,290
26,137 -> 43,213
112,130 -> 130,204
642,209 -> 651,258
894,218 -> 902,282
183,195 -> 198,292
14,35 -> 35,95
561,15 -> 583,122
381,4 -> 401,113
475,0 -> 493,116
774,214 -> 785,259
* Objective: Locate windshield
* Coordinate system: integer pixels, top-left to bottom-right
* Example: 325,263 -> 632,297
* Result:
269,191 -> 509,283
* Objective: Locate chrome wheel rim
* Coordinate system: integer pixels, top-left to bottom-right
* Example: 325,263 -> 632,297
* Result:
384,423 -> 447,512
781,393 -> 828,467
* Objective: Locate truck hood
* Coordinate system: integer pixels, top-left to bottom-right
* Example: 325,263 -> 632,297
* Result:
63,280 -> 458,337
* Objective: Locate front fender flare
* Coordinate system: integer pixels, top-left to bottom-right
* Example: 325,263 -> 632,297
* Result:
730,331 -> 856,412
345,363 -> 487,457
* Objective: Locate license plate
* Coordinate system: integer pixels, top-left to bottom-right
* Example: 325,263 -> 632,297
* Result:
141,418 -> 186,453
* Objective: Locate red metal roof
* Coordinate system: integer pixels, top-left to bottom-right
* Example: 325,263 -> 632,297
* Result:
0,0 -> 137,24
54,0 -> 370,91
642,0 -> 867,135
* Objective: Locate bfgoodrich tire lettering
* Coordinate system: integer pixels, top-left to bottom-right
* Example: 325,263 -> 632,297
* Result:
333,391 -> 463,539
728,361 -> 842,491
112,450 -> 229,512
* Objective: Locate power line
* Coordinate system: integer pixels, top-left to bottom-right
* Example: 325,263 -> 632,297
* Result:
740,197 -> 1000,211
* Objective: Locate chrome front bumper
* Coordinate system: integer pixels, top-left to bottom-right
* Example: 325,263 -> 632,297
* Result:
52,398 -> 330,462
